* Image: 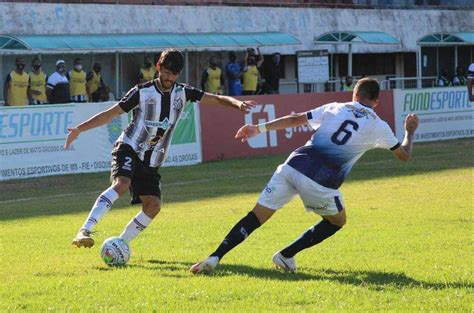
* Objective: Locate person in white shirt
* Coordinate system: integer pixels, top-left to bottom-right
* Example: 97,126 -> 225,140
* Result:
190,78 -> 419,274
467,63 -> 474,102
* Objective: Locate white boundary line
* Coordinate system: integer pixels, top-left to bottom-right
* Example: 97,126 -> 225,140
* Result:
0,151 -> 468,205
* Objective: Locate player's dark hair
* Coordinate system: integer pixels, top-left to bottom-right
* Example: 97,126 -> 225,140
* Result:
354,78 -> 380,101
157,49 -> 184,74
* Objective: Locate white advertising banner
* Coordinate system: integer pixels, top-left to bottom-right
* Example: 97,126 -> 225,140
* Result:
0,102 -> 202,181
394,87 -> 474,142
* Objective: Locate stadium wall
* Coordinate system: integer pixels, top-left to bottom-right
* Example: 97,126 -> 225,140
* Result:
0,3 -> 472,54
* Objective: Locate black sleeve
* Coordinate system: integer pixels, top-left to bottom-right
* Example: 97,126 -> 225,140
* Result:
5,73 -> 11,85
184,84 -> 205,102
118,86 -> 140,113
86,72 -> 94,81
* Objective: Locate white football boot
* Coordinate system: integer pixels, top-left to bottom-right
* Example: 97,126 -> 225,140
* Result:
72,229 -> 94,248
272,252 -> 297,272
189,256 -> 219,275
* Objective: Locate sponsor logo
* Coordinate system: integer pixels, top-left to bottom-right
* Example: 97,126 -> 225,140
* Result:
107,117 -> 123,144
145,117 -> 170,129
265,186 -> 276,194
305,204 -> 328,213
239,227 -> 249,238
145,97 -> 157,106
173,98 -> 184,110
346,104 -> 375,119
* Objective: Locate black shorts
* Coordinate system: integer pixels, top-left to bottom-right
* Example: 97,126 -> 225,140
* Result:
111,143 -> 161,204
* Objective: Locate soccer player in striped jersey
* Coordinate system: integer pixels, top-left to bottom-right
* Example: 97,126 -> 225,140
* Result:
65,49 -> 255,249
190,78 -> 419,274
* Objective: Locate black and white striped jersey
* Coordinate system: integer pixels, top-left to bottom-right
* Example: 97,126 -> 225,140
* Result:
116,80 -> 204,168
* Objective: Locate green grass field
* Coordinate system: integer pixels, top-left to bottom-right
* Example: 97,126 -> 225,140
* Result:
0,139 -> 472,312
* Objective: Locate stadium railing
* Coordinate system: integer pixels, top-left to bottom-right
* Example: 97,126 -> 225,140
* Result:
380,76 -> 438,90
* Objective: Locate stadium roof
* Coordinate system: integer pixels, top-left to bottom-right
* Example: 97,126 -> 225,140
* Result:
314,31 -> 400,44
417,32 -> 474,46
0,32 -> 301,54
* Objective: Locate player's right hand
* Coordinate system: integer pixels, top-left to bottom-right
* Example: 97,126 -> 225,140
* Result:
235,124 -> 259,142
64,127 -> 81,149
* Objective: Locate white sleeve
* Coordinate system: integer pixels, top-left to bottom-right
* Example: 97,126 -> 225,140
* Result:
305,104 -> 329,130
46,74 -> 56,89
374,120 -> 400,150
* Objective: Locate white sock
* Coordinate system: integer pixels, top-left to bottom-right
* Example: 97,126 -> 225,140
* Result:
119,211 -> 153,243
81,187 -> 119,231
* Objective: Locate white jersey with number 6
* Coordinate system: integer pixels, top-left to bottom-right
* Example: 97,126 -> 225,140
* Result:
286,101 -> 400,189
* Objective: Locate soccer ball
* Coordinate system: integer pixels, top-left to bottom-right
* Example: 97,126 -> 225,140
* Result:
100,237 -> 131,266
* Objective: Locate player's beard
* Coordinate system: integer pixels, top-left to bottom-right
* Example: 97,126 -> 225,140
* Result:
159,76 -> 174,91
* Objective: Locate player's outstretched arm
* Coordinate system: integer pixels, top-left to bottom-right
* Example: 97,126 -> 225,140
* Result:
199,93 -> 256,113
64,103 -> 125,149
235,112 -> 308,142
392,113 -> 419,161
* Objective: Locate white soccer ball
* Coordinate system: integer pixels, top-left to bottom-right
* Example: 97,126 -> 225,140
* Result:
100,237 -> 131,266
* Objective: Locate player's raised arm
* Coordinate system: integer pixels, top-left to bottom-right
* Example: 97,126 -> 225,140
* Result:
392,113 -> 419,161
235,112 -> 308,142
199,92 -> 256,113
64,103 -> 125,149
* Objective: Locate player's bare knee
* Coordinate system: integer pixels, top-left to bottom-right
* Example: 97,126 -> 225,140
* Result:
142,200 -> 160,218
324,211 -> 346,227
112,177 -> 131,195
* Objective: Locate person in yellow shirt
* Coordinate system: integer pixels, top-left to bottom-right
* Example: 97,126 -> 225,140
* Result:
66,58 -> 88,102
242,56 -> 261,96
29,58 -> 48,105
87,62 -> 107,102
342,76 -> 354,91
200,56 -> 224,95
3,57 -> 30,106
139,56 -> 156,83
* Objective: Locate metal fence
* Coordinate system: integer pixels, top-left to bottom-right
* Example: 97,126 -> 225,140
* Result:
380,76 -> 438,90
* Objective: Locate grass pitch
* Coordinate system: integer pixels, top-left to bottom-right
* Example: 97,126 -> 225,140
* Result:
0,139 -> 472,311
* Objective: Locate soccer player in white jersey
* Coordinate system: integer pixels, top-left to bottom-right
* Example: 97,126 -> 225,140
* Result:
190,78 -> 419,274
65,49 -> 255,249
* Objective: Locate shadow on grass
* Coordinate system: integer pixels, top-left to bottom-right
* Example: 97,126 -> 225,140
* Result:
103,259 -> 473,291
1,138 -> 473,221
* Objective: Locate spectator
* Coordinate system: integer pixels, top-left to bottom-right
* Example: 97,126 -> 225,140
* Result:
46,60 -> 70,104
467,63 -> 474,102
437,69 -> 451,87
87,62 -> 108,102
201,56 -> 224,95
139,56 -> 156,83
452,66 -> 467,86
3,57 -> 29,106
242,48 -> 263,96
341,76 -> 354,91
67,58 -> 88,103
262,53 -> 282,95
29,57 -> 48,105
225,51 -> 243,96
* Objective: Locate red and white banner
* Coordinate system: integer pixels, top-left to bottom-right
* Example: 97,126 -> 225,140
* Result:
200,91 -> 394,161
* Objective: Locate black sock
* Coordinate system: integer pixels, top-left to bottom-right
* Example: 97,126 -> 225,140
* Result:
280,219 -> 341,258
210,211 -> 261,260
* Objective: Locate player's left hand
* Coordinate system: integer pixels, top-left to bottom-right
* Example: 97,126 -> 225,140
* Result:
238,100 -> 256,114
235,124 -> 259,142
64,127 -> 81,150
405,114 -> 419,133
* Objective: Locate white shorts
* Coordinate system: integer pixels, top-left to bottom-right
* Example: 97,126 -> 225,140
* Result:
257,164 -> 345,216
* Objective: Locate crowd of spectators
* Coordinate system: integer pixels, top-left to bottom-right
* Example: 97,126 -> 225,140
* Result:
3,57 -> 109,106
437,66 -> 469,87
201,47 -> 282,97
